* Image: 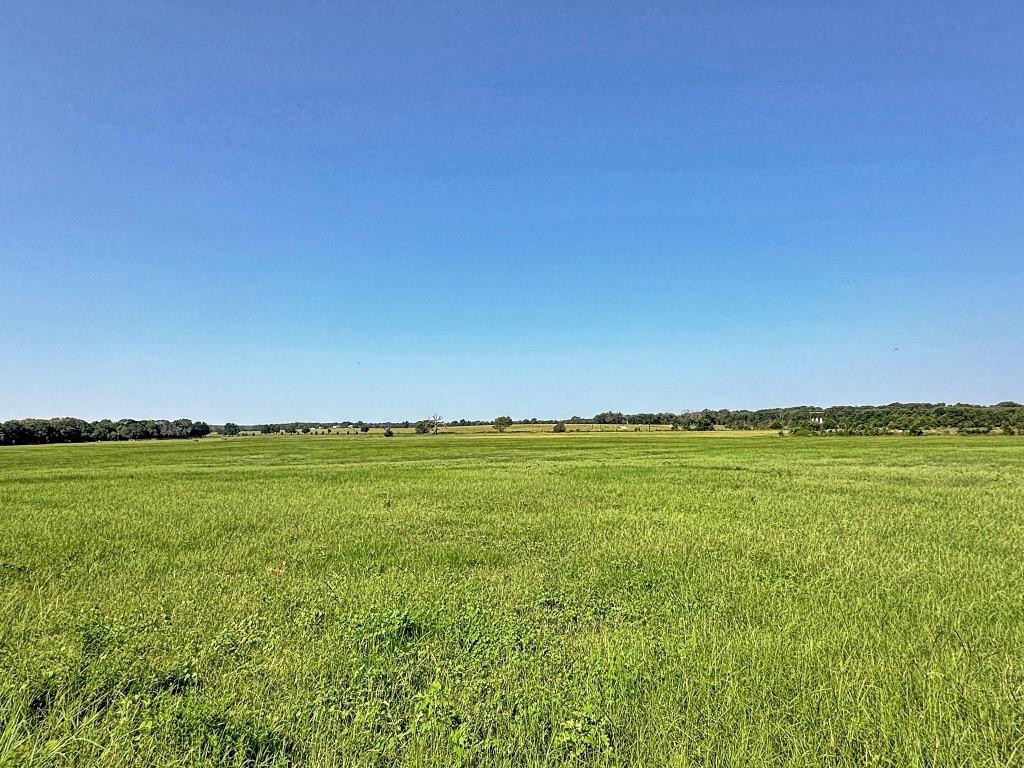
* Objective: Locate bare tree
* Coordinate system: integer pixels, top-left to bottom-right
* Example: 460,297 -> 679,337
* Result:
430,414 -> 443,435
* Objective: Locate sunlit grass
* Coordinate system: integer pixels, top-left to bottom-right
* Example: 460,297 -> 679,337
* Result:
1,432 -> 1022,766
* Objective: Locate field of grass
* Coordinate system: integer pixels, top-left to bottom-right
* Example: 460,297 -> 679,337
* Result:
1,432 -> 1022,766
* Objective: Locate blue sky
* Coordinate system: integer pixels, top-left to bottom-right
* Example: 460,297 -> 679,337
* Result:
2,1 -> 1022,422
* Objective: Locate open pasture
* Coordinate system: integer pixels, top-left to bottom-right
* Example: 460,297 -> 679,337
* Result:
1,432 -> 1022,766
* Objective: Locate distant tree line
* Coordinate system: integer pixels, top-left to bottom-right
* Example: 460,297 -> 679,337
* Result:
686,402 -> 1022,435
0,418 -> 211,446
231,418 -> 508,433
12,402 -> 1011,447
219,403 -> 1022,438
491,404 -> 1020,435
244,421 -> 402,434
573,403 -> 1022,435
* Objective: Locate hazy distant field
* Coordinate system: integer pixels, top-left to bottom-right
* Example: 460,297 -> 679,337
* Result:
268,423 -> 687,436
1,432 -> 1022,766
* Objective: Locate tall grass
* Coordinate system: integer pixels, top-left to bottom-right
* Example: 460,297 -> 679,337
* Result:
1,433 -> 1022,766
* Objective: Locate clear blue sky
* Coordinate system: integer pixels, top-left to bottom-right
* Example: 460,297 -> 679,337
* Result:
2,2 -> 1022,423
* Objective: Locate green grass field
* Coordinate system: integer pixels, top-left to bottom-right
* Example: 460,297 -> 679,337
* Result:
1,432 -> 1022,766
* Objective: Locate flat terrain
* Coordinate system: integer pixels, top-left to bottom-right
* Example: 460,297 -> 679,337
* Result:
1,433 -> 1022,766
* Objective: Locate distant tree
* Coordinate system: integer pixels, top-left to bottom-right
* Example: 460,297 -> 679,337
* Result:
553,422 -> 566,433
170,419 -> 194,438
222,422 -> 240,436
691,414 -> 716,431
49,417 -> 89,443
90,419 -> 118,441
414,420 -> 431,434
429,414 -> 443,435
493,416 -> 513,432
118,420 -> 154,440
383,427 -> 394,437
359,425 -> 370,433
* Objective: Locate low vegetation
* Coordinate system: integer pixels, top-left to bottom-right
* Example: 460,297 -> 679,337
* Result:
1,431 -> 1022,765
4,403 -> 1020,447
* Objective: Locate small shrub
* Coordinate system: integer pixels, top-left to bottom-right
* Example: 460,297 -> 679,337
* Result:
493,416 -> 513,432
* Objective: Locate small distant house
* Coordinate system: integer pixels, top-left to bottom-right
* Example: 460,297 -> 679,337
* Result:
809,410 -> 825,425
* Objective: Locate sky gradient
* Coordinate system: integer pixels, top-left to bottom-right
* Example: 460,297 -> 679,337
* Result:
2,1 -> 1022,422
